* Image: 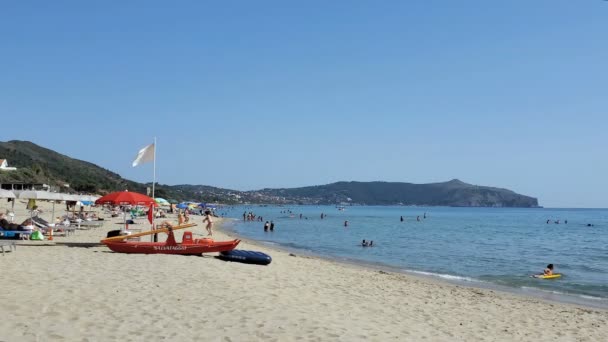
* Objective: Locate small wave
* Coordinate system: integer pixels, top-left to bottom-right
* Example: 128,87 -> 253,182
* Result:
520,287 -> 607,301
407,270 -> 481,283
579,295 -> 608,301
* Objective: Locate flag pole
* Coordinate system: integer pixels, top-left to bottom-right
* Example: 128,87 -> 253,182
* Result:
152,137 -> 157,242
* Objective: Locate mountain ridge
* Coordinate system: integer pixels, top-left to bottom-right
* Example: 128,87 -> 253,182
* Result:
0,140 -> 539,207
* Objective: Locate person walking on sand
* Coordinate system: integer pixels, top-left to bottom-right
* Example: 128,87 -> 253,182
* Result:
203,210 -> 214,236
178,211 -> 185,225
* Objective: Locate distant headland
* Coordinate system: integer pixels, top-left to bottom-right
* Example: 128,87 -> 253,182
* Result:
0,140 -> 539,207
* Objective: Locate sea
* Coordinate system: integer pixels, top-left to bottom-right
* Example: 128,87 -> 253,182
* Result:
219,205 -> 608,309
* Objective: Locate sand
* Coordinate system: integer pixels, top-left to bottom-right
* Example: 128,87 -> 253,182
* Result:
0,200 -> 606,341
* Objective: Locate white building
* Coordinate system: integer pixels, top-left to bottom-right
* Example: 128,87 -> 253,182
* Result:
0,159 -> 17,171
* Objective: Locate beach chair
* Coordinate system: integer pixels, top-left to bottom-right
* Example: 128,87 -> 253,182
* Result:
76,219 -> 104,229
31,216 -> 76,237
0,241 -> 16,255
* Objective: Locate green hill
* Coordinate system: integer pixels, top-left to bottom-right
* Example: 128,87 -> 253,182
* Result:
256,180 -> 539,207
0,140 -> 539,207
0,140 -> 230,203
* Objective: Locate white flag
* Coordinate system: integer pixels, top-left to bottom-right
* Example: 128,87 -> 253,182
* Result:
132,143 -> 155,167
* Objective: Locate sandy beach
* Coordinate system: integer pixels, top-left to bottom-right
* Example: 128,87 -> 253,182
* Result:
1,201 -> 606,341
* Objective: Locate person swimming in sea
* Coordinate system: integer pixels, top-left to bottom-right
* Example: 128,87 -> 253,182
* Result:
361,239 -> 368,247
532,264 -> 554,278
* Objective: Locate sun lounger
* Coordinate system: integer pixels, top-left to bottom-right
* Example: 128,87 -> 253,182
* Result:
0,241 -> 16,255
74,220 -> 104,229
0,230 -> 32,240
31,217 -> 76,236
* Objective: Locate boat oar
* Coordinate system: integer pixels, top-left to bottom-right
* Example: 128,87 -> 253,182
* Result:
101,223 -> 197,243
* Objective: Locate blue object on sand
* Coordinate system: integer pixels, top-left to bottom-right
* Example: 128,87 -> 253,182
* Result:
0,230 -> 32,240
217,250 -> 272,265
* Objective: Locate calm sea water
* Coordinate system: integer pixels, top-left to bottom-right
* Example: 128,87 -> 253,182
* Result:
221,205 -> 608,306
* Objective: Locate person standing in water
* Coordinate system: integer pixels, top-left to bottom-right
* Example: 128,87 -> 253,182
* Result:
423,212 -> 427,219
416,216 -> 420,222
344,220 -> 348,227
400,216 -> 404,222
264,221 -> 269,232
270,221 -> 275,231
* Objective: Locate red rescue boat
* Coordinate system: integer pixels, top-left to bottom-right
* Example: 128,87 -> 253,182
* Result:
102,227 -> 240,255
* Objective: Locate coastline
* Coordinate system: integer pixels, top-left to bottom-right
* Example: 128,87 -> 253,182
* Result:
1,202 -> 606,341
218,218 -> 608,310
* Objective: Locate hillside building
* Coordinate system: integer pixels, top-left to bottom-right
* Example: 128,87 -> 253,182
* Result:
0,159 -> 17,171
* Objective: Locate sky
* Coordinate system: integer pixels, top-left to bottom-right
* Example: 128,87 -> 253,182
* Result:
1,1 -> 607,208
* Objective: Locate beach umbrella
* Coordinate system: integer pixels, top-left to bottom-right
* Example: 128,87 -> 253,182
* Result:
18,190 -> 59,201
95,190 -> 157,230
0,190 -> 16,221
95,190 -> 156,206
18,191 -> 62,226
176,203 -> 189,210
154,198 -> 170,206
0,189 -> 16,199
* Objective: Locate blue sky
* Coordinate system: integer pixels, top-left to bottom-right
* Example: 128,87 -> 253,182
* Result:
1,1 -> 607,207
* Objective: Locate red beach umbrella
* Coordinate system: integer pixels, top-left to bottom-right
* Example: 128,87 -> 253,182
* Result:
95,190 -> 156,231
95,190 -> 156,206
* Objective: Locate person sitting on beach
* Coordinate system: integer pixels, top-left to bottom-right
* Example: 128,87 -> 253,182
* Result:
361,239 -> 368,247
544,264 -> 554,276
157,221 -> 174,229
